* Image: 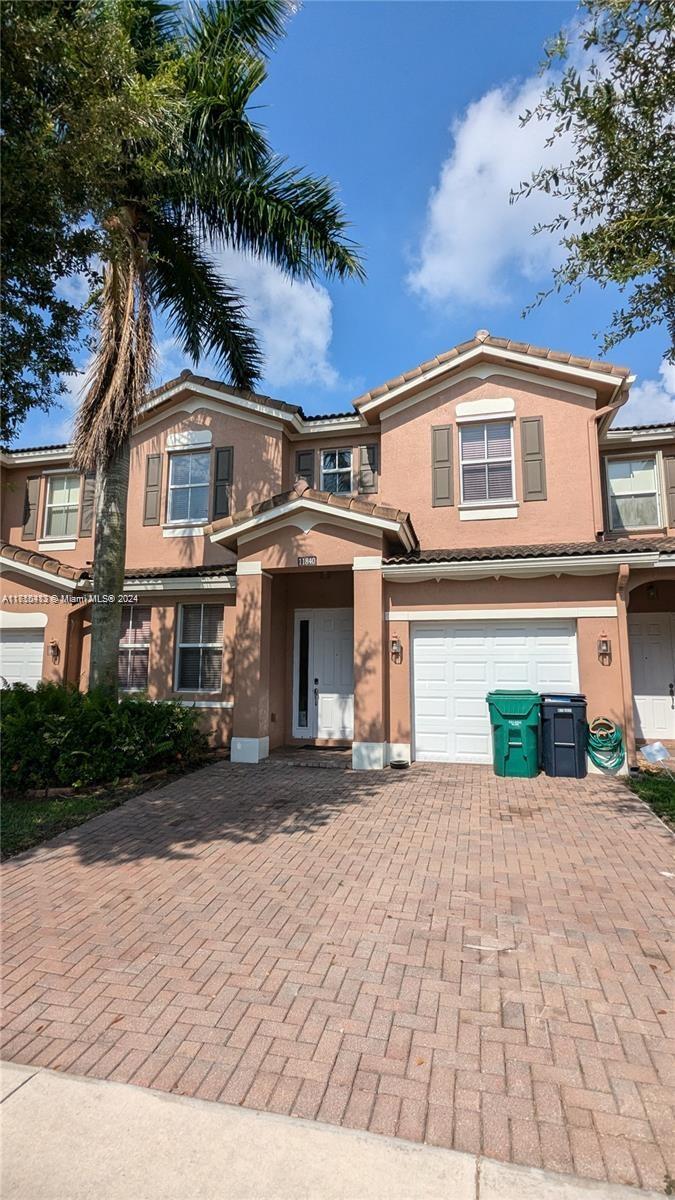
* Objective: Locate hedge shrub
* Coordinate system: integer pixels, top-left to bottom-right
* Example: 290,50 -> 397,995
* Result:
1,683 -> 208,795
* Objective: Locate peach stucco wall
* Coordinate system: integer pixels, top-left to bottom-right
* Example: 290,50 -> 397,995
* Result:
383,571 -> 630,751
379,374 -> 600,548
238,523 -> 382,571
0,569 -> 89,688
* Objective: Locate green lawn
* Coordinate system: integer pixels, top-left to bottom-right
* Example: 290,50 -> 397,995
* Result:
628,771 -> 675,827
1,755 -> 223,860
2,787 -> 134,859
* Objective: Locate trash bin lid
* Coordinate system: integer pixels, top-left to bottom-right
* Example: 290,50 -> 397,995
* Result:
541,693 -> 586,704
486,689 -> 541,718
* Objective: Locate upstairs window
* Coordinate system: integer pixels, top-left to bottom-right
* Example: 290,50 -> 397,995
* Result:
118,606 -> 151,691
167,451 -> 210,523
43,474 -> 81,538
606,457 -> 660,530
176,604 -> 223,691
320,448 -> 352,494
460,422 -> 514,504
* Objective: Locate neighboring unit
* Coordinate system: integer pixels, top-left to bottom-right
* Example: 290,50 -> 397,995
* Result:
2,332 -> 674,770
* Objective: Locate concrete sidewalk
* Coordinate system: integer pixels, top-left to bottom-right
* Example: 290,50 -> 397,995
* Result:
0,1063 -> 662,1200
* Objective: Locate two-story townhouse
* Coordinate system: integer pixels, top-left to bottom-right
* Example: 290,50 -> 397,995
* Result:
2,331 -> 674,771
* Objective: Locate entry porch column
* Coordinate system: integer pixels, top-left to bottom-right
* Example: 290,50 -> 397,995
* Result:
231,561 -> 272,763
352,557 -> 386,769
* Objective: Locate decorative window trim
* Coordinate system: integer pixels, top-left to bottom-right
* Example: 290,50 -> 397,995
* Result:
459,421 -> 515,507
605,452 -> 662,532
42,473 -> 81,540
166,449 -> 211,525
118,606 -> 151,692
320,447 -> 353,494
175,603 -> 224,694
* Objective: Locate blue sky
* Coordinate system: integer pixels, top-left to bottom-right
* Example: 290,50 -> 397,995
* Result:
22,0 -> 673,446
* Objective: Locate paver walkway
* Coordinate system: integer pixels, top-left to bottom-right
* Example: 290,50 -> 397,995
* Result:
1,763 -> 673,1192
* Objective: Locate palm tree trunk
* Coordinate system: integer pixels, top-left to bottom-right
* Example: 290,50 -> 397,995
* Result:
88,440 -> 130,692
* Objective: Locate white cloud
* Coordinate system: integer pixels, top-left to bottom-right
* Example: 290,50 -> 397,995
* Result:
407,74 -> 575,307
156,250 -> 340,393
218,250 -> 339,390
619,359 -> 675,426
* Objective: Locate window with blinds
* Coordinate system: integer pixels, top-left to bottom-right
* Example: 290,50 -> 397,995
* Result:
460,422 -> 514,504
118,606 -> 151,690
176,604 -> 224,691
43,474 -> 81,538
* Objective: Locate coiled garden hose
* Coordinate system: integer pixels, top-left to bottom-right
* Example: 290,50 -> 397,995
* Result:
587,717 -> 625,771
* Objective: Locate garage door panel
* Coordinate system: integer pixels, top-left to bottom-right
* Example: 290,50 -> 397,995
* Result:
0,629 -> 44,687
416,697 -> 449,718
493,661 -> 530,686
412,619 -> 578,765
453,661 -> 488,683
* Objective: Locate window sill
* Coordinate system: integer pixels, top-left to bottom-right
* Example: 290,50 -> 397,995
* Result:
162,524 -> 205,538
459,502 -> 519,522
38,538 -> 77,551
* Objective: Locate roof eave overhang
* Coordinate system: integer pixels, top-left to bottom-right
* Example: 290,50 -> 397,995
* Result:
356,346 -> 632,420
382,551 -> 662,582
209,497 -> 417,554
602,425 -> 675,445
138,380 -> 364,438
0,554 -> 88,591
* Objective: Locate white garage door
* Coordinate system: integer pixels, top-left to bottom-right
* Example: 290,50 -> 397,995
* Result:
412,619 -> 579,764
0,629 -> 44,687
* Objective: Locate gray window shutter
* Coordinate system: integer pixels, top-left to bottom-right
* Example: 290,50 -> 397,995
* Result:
22,476 -> 40,540
295,450 -> 315,488
431,426 -> 453,506
78,472 -> 96,537
521,417 -> 547,501
665,456 -> 675,526
213,447 -> 234,519
358,444 -> 378,494
143,454 -> 163,525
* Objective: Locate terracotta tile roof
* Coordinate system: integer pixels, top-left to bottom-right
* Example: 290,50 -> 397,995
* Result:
609,422 -> 674,432
207,480 -> 416,542
0,541 -> 88,582
1,443 -> 70,454
384,536 -> 675,565
0,542 -> 236,585
123,564 -> 235,580
353,330 -> 631,409
146,370 -> 302,417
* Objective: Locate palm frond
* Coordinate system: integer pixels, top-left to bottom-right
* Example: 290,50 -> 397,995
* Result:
145,210 -> 262,388
175,157 -> 366,283
184,0 -> 290,58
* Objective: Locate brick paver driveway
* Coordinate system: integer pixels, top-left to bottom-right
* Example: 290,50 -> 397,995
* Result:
2,762 -> 674,1191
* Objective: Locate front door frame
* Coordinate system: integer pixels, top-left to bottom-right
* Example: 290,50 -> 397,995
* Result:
628,611 -> 675,740
292,608 -> 354,740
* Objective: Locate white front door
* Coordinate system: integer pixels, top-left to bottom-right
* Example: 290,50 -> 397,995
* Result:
293,609 -> 354,739
412,618 -> 579,764
628,613 -> 675,740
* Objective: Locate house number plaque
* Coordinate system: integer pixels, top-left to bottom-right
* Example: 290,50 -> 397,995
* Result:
297,555 -> 317,567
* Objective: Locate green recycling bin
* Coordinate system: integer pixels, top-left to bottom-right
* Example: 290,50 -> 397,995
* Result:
486,690 -> 541,778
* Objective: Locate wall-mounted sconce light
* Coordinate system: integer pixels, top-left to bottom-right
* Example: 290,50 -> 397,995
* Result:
49,639 -> 60,664
597,634 -> 611,665
390,635 -> 403,664
647,583 -> 656,600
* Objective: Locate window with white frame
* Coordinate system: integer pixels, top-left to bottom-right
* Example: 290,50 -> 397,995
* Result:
167,451 -> 210,523
43,474 -> 81,538
176,604 -> 223,691
460,422 -> 514,504
118,606 -> 151,691
320,448 -> 352,494
606,457 -> 660,530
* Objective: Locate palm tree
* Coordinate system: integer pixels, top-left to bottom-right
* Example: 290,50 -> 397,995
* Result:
72,0 -> 364,693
